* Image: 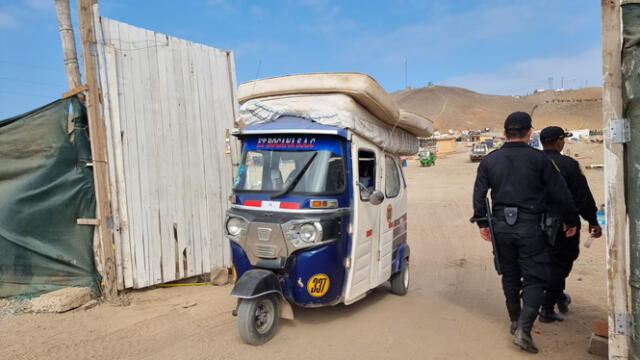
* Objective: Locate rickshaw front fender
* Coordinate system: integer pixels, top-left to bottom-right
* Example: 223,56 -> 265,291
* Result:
231,269 -> 282,299
231,269 -> 294,320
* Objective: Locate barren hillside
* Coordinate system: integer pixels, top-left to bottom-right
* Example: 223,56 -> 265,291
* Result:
392,86 -> 602,132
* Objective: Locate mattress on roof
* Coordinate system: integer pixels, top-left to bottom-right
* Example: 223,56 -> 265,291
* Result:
237,72 -> 433,137
237,93 -> 421,155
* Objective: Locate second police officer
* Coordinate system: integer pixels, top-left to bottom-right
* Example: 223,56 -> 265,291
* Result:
538,126 -> 603,322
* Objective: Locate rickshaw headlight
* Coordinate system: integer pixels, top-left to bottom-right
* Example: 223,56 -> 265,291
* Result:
283,221 -> 324,248
226,217 -> 245,236
299,223 -> 319,243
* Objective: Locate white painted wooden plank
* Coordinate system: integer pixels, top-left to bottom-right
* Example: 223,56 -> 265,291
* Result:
111,20 -> 138,288
171,37 -> 191,279
191,42 -> 207,276
154,31 -> 177,283
209,47 -> 228,270
200,46 -> 216,274
143,28 -> 164,285
222,50 -> 239,268
212,49 -> 235,268
183,40 -> 204,276
94,16 -> 124,290
106,21 -> 134,289
164,34 -> 184,281
194,43 -> 216,274
191,44 -> 207,274
133,25 -> 157,287
118,20 -> 149,288
126,23 -> 150,288
210,50 -> 228,267
183,40 -> 200,276
181,39 -> 193,280
200,43 -> 215,274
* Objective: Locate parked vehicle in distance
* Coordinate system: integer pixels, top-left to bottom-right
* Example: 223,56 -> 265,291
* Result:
418,149 -> 436,167
470,142 -> 489,162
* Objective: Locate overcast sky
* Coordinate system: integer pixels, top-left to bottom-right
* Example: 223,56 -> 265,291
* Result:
0,0 -> 601,119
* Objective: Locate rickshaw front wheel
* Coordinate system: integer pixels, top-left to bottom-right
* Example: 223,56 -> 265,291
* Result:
390,258 -> 409,296
237,294 -> 280,345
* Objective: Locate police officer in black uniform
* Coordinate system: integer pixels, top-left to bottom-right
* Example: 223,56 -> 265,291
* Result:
472,112 -> 578,354
538,126 -> 602,322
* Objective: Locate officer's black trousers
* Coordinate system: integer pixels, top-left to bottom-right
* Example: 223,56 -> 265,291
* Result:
542,230 -> 581,311
493,220 -> 550,315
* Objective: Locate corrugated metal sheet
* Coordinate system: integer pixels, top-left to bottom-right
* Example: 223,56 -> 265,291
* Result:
95,17 -> 236,289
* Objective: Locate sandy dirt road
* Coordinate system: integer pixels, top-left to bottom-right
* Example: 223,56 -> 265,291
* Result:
0,143 -> 607,360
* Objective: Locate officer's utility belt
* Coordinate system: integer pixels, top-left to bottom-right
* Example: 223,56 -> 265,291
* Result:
493,208 -> 542,225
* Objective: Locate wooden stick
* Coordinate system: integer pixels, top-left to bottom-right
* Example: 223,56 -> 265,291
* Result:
78,0 -> 118,301
601,0 -> 630,358
54,0 -> 82,90
61,84 -> 89,99
77,218 -> 99,225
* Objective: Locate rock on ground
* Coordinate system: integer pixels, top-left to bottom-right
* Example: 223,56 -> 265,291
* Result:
28,287 -> 93,313
588,334 -> 608,357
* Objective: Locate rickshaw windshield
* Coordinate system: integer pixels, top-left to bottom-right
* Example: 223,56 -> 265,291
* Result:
234,136 -> 346,195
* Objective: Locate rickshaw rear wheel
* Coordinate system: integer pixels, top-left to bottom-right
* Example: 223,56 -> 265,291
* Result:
237,294 -> 280,345
390,258 -> 409,296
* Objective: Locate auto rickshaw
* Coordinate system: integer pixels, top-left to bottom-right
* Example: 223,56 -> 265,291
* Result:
418,149 -> 436,166
225,73 -> 430,345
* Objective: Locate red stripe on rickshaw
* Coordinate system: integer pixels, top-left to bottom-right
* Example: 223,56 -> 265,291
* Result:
244,200 -> 262,207
279,202 -> 300,209
366,229 -> 373,237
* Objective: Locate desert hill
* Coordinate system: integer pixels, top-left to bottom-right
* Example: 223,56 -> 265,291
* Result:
391,85 -> 602,132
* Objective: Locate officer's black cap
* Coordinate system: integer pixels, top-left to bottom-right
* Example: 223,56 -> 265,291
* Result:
540,126 -> 573,143
504,112 -> 533,131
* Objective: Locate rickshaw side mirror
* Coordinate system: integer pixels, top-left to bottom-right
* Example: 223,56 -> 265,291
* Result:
369,190 -> 385,205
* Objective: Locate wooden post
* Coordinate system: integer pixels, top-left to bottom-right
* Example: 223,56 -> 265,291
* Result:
601,0 -> 630,358
54,0 -> 82,90
77,0 -> 118,301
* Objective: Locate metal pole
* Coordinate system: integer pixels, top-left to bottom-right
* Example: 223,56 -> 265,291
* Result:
621,3 -> 640,359
54,0 -> 82,90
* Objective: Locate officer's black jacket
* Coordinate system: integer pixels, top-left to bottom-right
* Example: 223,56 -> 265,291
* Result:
472,142 -> 578,228
543,149 -> 598,226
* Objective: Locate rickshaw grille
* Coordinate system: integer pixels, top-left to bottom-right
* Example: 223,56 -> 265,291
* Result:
254,244 -> 277,258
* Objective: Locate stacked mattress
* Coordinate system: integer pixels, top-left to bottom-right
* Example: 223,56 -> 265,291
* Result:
237,73 -> 433,155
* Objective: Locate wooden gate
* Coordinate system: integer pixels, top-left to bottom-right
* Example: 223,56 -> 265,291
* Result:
94,16 -> 238,289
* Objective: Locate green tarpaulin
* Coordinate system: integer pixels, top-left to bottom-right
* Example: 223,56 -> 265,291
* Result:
0,97 -> 99,298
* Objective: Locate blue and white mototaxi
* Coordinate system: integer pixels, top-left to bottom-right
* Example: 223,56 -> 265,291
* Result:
226,116 -> 411,345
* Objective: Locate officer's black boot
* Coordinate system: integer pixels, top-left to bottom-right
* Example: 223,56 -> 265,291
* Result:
557,293 -> 572,314
513,306 -> 539,354
539,308 -> 564,323
540,290 -> 563,323
507,302 -> 521,335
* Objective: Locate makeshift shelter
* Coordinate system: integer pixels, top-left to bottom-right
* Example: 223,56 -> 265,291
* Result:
0,97 -> 99,298
435,137 -> 457,154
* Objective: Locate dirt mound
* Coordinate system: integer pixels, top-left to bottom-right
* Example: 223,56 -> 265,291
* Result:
391,86 -> 602,132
